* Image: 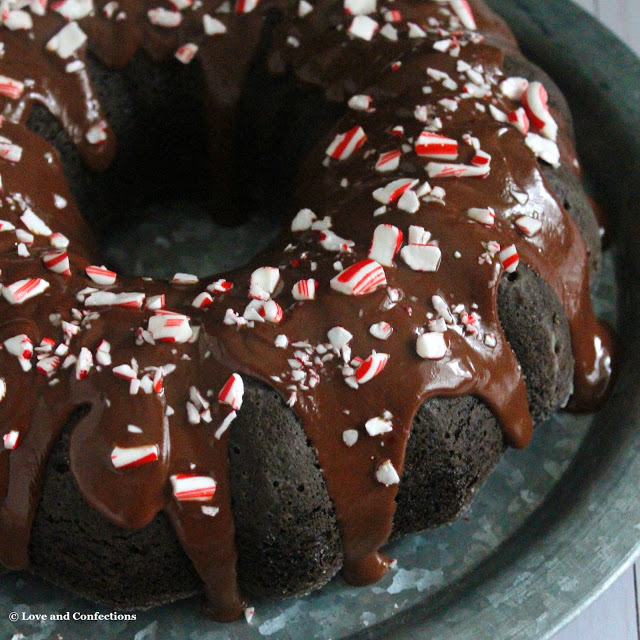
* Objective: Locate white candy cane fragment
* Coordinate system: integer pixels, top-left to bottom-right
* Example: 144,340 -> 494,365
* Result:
43,251 -> 71,276
218,373 -> 244,410
147,314 -> 193,343
147,7 -> 182,26
37,356 -> 61,376
471,149 -> 491,167
515,215 -> 542,237
297,0 -> 313,16
84,291 -> 145,308
375,149 -> 401,172
368,224 -> 403,267
51,232 -> 70,249
0,378 -> 5,402
292,279 -> 317,301
365,415 -> 392,436
75,347 -> 93,380
450,0 -> 476,30
408,225 -> 431,245
347,14 -> 378,40
52,0 -> 93,20
96,340 -> 111,366
0,75 -> 24,100
398,190 -> 420,213
426,162 -> 490,179
203,14 -> 227,35
171,474 -> 216,501
171,272 -> 199,285
522,81 -> 558,141
5,9 -> 33,30
192,291 -> 213,308
344,0 -> 376,14
372,178 -> 418,204
3,430 -> 19,450
291,208 -> 317,231
467,207 -> 495,227
507,108 -> 530,135
326,125 -> 367,160
369,321 -> 392,340
47,21 -> 88,58
415,132 -> 458,160
347,94 -> 373,111
207,279 -> 234,294
113,364 -> 137,380
249,266 -> 280,300
400,244 -> 441,272
500,77 -> 529,101
498,244 -> 519,273
146,294 -> 165,310
0,220 -> 15,232
416,332 -> 447,360
318,230 -> 354,252
2,278 -> 49,305
175,43 -> 199,64
86,265 -> 117,285
4,334 -> 33,371
0,140 -> 22,163
111,444 -> 159,469
355,351 -> 389,383
330,259 -> 387,296
375,459 -> 400,486
525,133 -> 560,168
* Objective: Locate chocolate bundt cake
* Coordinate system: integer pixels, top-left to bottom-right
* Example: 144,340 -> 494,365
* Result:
0,0 -> 613,622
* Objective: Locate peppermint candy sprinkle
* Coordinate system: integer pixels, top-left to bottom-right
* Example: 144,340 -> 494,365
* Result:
400,244 -> 442,272
111,444 -> 159,469
330,259 -> 387,296
86,265 -> 117,285
375,149 -> 401,172
515,215 -> 542,237
355,351 -> 389,383
75,347 -> 93,380
369,321 -> 393,340
218,373 -> 244,410
426,162 -> 490,179
416,332 -> 447,360
522,81 -> 558,142
2,278 -> 49,305
326,126 -> 367,160
498,244 -> 519,273
292,279 -> 317,301
415,132 -> 458,160
3,430 -> 19,450
467,207 -> 495,227
0,75 -> 24,100
43,251 -> 71,276
148,313 -> 193,343
249,266 -> 280,300
375,459 -> 400,486
368,224 -> 403,267
171,474 -> 217,501
4,334 -> 33,371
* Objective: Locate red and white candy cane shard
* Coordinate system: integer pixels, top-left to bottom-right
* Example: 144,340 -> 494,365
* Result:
257,299 -> 284,323
75,347 -> 93,380
369,321 -> 393,340
37,356 -> 61,376
203,14 -> 227,35
375,149 -> 401,172
0,75 -> 24,100
148,313 -> 193,343
3,430 -> 19,450
86,265 -> 117,286
43,251 -> 71,276
171,474 -> 217,501
62,320 -> 80,338
20,209 -> 52,236
408,225 -> 431,245
467,207 -> 495,227
153,367 -> 164,394
113,364 -> 137,380
400,244 -> 442,272
426,162 -> 490,179
96,340 -> 111,366
416,332 -> 447,360
235,0 -> 259,11
171,272 -> 199,285
84,291 -> 145,308
145,294 -> 165,310
471,149 -> 492,166
318,230 -> 354,253
450,0 -> 476,30
515,215 -> 542,237
498,244 -> 519,273
219,373 -> 244,411
500,76 -> 529,101
525,132 -> 560,168
249,266 -> 280,300
291,208 -> 317,232
2,278 -> 49,305
147,7 -> 183,26
207,279 -> 234,294
372,178 -> 418,204
52,0 -> 93,20
347,14 -> 379,40
326,125 -> 367,160
368,224 -> 403,267
415,132 -> 458,160
508,107 -> 530,135
356,351 -> 389,384
51,232 -> 69,249
0,220 -> 15,231
0,139 -> 22,163
192,291 -> 213,308
175,43 -> 199,64
111,444 -> 159,470
86,121 -> 107,145
330,259 -> 387,296
522,81 -> 558,141
292,279 -> 317,301
5,334 -> 33,361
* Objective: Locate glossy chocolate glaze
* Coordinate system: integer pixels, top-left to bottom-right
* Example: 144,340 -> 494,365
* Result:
0,0 -> 612,622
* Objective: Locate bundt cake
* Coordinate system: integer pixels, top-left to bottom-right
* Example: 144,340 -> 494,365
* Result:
0,0 -> 613,622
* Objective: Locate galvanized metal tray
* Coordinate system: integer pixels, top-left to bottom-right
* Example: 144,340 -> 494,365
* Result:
2,1 -> 639,638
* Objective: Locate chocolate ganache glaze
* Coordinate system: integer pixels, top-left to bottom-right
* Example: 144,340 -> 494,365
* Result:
0,0 -> 613,622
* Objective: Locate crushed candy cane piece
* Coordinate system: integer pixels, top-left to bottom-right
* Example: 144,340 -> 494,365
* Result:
43,251 -> 71,276
86,265 -> 117,285
249,266 -> 280,300
291,208 -> 317,231
75,347 -> 93,380
368,224 -> 403,267
203,14 -> 227,35
376,459 -> 400,485
148,7 -> 182,26
365,415 -> 392,436
415,132 -> 458,160
3,430 -> 19,450
467,207 -> 495,227
3,278 -> 49,305
111,445 -> 159,469
171,474 -> 216,501
348,14 -> 378,40
148,314 -> 193,343
375,149 -> 401,172
331,259 -> 387,296
355,351 -> 389,383
525,133 -> 560,168
522,81 -> 558,141
175,43 -> 199,64
292,279 -> 317,300
219,373 -> 244,410
515,215 -> 542,237
400,244 -> 441,272
373,178 -> 418,204
498,244 -> 519,273
47,21 -> 87,58
326,125 -> 367,160
408,225 -> 430,245
0,75 -> 24,100
369,321 -> 392,340
426,162 -> 490,179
